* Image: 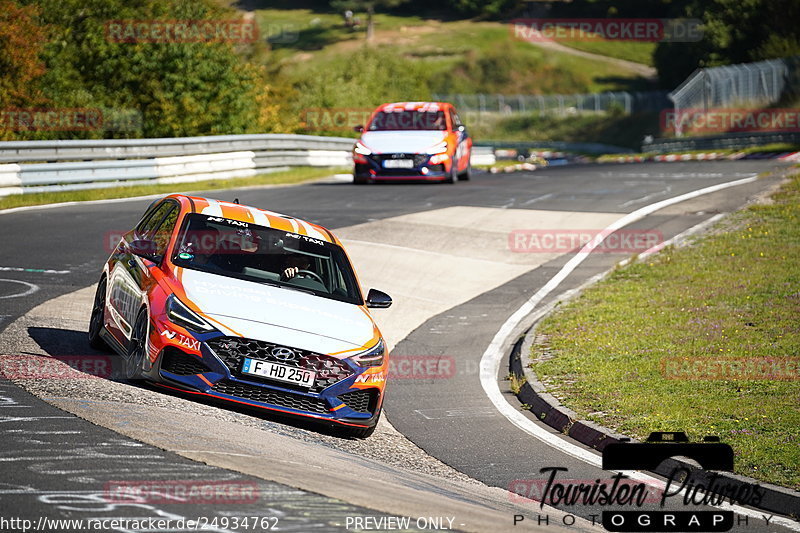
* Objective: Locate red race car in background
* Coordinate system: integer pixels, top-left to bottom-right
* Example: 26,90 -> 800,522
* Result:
352,101 -> 473,184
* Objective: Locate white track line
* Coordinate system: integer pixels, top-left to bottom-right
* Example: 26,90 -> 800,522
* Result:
0,279 -> 39,299
0,174 -> 340,216
480,175 -> 800,529
0,266 -> 71,275
0,193 -> 167,216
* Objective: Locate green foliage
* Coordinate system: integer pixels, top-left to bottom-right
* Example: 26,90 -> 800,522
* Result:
654,0 -> 800,87
469,111 -> 660,149
441,0 -> 522,19
435,39 -> 594,95
291,46 -> 430,108
0,0 -> 47,109
13,0 -> 272,139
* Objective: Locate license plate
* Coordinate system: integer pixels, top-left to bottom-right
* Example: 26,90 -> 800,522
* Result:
383,158 -> 414,169
241,358 -> 315,387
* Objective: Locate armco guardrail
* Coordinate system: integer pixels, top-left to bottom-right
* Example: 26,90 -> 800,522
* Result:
477,140 -> 633,155
643,131 -> 800,153
0,134 -> 503,196
0,134 -> 357,196
0,134 -> 357,163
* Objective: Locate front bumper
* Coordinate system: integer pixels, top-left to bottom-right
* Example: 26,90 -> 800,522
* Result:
150,333 -> 385,428
354,153 -> 450,182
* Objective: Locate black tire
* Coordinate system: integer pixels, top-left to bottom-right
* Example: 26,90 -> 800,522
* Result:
88,277 -> 110,351
126,310 -> 149,380
458,162 -> 471,181
446,164 -> 457,184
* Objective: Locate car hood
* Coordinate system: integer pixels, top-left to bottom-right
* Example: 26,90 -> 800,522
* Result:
360,130 -> 448,154
178,269 -> 375,358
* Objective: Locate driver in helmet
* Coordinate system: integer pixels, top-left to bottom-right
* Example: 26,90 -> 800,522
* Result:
281,253 -> 312,281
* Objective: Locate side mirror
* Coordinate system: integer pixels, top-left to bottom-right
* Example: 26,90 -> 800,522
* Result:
353,124 -> 364,133
129,239 -> 161,263
365,288 -> 392,308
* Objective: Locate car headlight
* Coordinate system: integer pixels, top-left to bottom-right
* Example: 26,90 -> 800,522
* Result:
349,339 -> 385,367
354,142 -> 372,156
166,294 -> 215,333
426,141 -> 448,155
429,153 -> 450,165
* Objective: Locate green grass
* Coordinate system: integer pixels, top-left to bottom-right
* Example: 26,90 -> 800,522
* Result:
0,167 -> 342,210
255,8 -> 427,53
558,36 -> 656,66
255,8 -> 651,97
466,111 -> 661,150
530,173 -> 800,489
595,144 -> 800,161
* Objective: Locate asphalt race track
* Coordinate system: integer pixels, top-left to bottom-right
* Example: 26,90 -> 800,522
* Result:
0,160 -> 796,533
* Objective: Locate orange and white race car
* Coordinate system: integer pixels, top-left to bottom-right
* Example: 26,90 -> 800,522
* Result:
89,194 -> 392,437
352,101 -> 473,184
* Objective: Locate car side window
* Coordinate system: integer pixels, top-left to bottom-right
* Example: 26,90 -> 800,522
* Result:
452,111 -> 464,129
150,204 -> 180,256
136,201 -> 172,238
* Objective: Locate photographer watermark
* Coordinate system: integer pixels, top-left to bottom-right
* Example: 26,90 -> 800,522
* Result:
103,480 -> 259,504
509,229 -> 663,254
301,107 -> 374,132
343,515 -> 458,531
508,476 -> 663,505
1,108 -> 102,132
0,355 -> 112,379
105,19 -> 259,43
663,108 -> 800,135
661,357 -> 798,381
0,107 -> 141,132
510,18 -> 702,43
388,355 -> 456,380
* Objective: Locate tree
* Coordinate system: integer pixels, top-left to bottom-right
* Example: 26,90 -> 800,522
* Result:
0,0 -> 48,108
16,0 -> 270,138
654,0 -> 800,88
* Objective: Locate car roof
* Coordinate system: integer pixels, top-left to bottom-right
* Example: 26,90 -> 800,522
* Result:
167,194 -> 339,245
375,102 -> 452,113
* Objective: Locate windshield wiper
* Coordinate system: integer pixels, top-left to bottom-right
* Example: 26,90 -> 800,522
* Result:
254,279 -> 317,296
280,285 -> 317,296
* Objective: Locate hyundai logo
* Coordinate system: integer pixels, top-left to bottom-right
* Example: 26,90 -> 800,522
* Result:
271,347 -> 297,361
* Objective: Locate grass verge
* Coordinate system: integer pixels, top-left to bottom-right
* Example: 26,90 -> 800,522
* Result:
0,167 -> 343,211
595,144 -> 800,162
557,36 -> 656,66
258,8 -> 652,100
468,111 -> 660,150
530,172 -> 800,489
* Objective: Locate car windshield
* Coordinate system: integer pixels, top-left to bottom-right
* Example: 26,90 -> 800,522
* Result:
368,110 -> 447,131
172,214 -> 362,305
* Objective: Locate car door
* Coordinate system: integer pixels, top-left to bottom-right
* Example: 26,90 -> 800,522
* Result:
450,109 -> 471,172
106,199 -> 179,346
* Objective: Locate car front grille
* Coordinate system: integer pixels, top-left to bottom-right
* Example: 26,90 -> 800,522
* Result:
369,154 -> 429,167
207,337 -> 353,393
213,379 -> 329,414
160,348 -> 211,375
337,389 -> 378,414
